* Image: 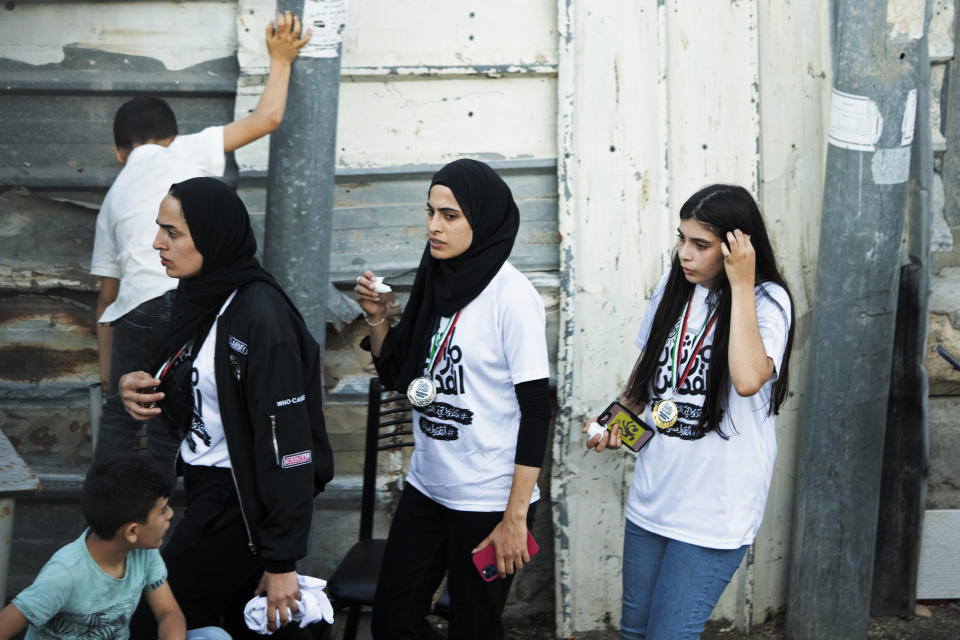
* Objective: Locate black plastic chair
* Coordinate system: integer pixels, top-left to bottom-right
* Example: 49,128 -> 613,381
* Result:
327,378 -> 449,639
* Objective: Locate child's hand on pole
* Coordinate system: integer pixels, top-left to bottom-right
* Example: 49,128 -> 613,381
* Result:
266,11 -> 312,64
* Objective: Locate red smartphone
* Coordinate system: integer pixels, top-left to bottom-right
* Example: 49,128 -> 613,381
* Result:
471,531 -> 540,582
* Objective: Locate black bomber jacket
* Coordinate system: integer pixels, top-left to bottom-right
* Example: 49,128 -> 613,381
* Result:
204,280 -> 334,573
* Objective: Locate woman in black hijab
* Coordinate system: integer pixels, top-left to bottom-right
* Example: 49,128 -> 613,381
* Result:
120,177 -> 333,639
354,159 -> 551,640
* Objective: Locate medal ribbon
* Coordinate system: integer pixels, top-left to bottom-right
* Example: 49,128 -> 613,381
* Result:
155,337 -> 196,380
426,310 -> 462,375
668,293 -> 718,395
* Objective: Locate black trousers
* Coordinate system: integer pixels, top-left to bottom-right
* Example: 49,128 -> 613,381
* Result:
130,465 -> 315,639
94,290 -> 181,473
371,483 -> 536,640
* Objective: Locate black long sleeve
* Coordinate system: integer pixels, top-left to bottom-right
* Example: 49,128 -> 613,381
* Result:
514,378 -> 551,467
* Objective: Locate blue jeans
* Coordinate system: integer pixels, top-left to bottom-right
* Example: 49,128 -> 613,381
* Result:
94,291 -> 181,472
187,627 -> 232,640
620,519 -> 747,640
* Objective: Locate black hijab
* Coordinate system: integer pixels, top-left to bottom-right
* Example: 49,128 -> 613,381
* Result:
154,176 -> 284,368
377,159 -> 520,391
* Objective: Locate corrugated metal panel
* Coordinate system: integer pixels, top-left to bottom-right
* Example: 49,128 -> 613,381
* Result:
238,163 -> 559,281
0,1 -> 241,189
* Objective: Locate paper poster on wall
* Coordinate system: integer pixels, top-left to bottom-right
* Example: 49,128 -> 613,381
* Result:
827,88 -> 884,152
901,88 -> 918,147
299,0 -> 347,58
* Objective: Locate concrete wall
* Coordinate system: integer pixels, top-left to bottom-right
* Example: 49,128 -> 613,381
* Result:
552,1 -> 830,634
928,1 -> 960,514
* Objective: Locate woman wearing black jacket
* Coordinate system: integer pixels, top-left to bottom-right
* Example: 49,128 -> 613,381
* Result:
120,177 -> 333,639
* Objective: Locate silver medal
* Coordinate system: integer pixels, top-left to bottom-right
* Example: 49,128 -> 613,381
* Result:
407,376 -> 437,407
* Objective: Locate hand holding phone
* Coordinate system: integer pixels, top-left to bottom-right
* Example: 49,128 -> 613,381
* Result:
472,531 -> 539,582
596,401 -> 654,452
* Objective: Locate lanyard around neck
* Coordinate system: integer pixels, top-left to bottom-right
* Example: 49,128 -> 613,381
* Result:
668,292 -> 718,394
155,336 -> 196,380
426,310 -> 462,374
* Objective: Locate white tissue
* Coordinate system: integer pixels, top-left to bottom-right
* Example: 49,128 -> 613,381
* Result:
587,421 -> 607,441
372,276 -> 392,293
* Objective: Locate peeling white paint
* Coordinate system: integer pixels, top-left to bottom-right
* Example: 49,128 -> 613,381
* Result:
234,76 -> 557,172
234,0 -> 558,172
872,146 -> 912,184
749,0 -> 830,623
887,0 -> 927,41
557,0 -> 829,632
237,0 -> 558,76
0,3 -> 237,69
338,0 -> 557,70
299,0 -> 347,59
901,88 -> 918,147
236,0 -> 274,75
929,0 -> 956,61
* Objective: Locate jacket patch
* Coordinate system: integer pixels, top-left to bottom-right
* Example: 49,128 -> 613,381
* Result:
228,336 -> 248,355
282,450 -> 311,468
276,394 -> 305,408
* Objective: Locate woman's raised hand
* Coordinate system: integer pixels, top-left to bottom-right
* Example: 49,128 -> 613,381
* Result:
354,269 -> 386,321
721,229 -> 756,289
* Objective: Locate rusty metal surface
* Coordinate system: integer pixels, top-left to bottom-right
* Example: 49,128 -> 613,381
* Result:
0,188 -> 99,291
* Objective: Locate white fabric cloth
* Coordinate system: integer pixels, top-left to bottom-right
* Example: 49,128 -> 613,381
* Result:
91,126 -> 225,323
243,575 -> 334,634
405,261 -> 550,511
180,291 -> 236,468
624,273 -> 792,549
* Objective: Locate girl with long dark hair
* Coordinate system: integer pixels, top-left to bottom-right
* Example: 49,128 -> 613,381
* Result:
354,159 -> 551,639
586,184 -> 794,639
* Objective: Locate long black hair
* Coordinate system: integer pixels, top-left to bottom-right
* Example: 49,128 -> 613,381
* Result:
623,184 -> 795,436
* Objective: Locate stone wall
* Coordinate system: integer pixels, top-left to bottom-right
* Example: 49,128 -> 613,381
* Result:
928,2 -> 960,512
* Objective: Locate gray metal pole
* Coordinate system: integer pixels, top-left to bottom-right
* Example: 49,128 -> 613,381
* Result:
263,0 -> 343,353
786,2 -> 926,638
871,0 -> 933,616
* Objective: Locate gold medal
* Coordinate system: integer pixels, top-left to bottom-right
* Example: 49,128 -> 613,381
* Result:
652,399 -> 678,429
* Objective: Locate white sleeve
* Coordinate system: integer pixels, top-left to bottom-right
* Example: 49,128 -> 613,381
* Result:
499,277 -> 550,385
169,126 -> 226,177
634,272 -> 670,351
755,283 -> 792,379
89,196 -> 121,278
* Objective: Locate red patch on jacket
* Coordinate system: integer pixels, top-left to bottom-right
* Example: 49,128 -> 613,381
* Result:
282,451 -> 311,468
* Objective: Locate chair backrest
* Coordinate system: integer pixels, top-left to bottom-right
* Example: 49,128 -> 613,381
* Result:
359,377 -> 416,541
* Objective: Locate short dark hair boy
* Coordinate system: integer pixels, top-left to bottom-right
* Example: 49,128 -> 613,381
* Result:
82,454 -> 174,539
112,97 -> 179,152
0,455 -> 189,640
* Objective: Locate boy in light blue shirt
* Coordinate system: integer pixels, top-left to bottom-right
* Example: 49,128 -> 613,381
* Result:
0,455 -> 228,640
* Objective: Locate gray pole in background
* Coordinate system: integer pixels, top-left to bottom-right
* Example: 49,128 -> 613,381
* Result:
871,0 -> 933,617
263,0 -> 344,353
786,2 -> 926,639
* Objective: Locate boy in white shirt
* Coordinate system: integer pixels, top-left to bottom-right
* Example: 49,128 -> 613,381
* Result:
90,12 -> 311,469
